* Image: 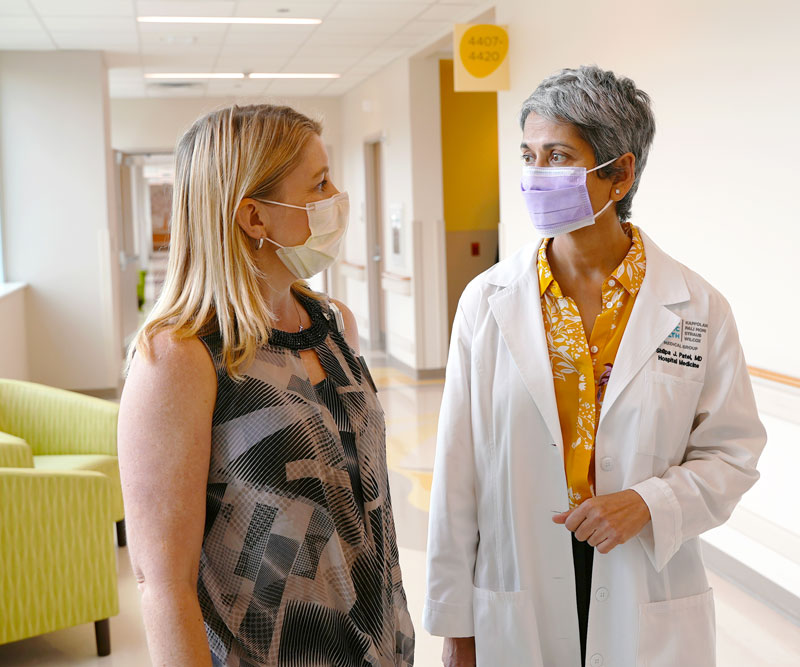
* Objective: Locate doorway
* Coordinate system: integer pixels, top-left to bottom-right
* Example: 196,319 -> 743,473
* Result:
364,139 -> 386,350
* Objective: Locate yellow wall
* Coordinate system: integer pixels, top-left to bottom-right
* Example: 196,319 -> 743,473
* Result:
439,59 -> 499,233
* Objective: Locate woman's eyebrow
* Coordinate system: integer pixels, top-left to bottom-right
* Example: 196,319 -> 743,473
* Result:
520,141 -> 577,151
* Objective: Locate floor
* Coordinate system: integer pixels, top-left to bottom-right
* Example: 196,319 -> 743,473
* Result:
1,361 -> 798,666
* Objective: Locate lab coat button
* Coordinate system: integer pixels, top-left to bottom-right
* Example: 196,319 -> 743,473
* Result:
600,457 -> 614,471
590,654 -> 604,666
595,587 -> 609,601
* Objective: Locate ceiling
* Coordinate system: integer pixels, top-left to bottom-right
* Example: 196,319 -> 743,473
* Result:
0,0 -> 483,98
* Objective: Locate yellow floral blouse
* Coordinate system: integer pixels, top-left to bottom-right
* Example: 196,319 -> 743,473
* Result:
538,224 -> 646,508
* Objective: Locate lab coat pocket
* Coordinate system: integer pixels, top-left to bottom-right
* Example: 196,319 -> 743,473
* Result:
472,586 -> 544,667
636,588 -> 715,667
637,371 -> 703,462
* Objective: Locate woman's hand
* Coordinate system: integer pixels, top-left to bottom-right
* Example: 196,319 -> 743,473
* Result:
443,637 -> 476,667
552,489 -> 651,554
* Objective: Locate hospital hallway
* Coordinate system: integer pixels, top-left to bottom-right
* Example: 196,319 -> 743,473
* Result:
0,351 -> 797,667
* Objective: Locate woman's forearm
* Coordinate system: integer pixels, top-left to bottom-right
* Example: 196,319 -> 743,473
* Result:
140,583 -> 213,667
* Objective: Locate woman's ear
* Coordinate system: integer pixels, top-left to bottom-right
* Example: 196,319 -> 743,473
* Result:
613,153 -> 636,199
235,198 -> 267,241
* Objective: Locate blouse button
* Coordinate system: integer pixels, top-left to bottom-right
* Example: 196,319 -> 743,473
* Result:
590,345 -> 599,354
608,279 -> 616,287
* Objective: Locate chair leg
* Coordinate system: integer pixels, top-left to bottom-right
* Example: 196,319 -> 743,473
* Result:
116,519 -> 127,547
95,618 -> 111,656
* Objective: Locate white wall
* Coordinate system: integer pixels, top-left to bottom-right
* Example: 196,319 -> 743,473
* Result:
495,0 -> 800,378
110,96 -> 343,176
0,50 -> 122,390
0,284 -> 29,380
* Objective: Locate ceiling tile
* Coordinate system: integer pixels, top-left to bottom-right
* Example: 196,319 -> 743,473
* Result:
307,31 -> 391,48
214,56 -> 291,72
223,23 -> 316,39
282,56 -> 360,72
0,16 -> 44,30
0,30 -> 54,49
0,0 -> 33,16
416,3 -> 476,22
262,79 -> 328,96
326,2 -> 430,23
51,31 -> 139,50
402,19 -> 452,35
109,83 -> 149,98
292,43 -> 372,59
136,1 -> 236,17
31,0 -> 134,16
139,31 -> 225,48
205,77 -> 267,94
137,21 -> 228,34
41,16 -> 137,31
234,1 -> 335,19
379,32 -> 432,49
312,18 -> 394,35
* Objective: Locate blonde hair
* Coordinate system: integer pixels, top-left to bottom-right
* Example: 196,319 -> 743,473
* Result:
130,104 -> 323,378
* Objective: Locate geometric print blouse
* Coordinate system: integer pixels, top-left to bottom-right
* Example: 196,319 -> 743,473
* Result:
538,223 -> 646,509
197,293 -> 415,666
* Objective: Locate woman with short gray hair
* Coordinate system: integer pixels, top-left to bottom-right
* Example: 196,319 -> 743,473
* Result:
424,65 -> 765,666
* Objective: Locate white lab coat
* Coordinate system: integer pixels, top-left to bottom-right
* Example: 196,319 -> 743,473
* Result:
423,231 -> 766,667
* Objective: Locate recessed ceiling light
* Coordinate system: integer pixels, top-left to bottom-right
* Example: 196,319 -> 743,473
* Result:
249,73 -> 340,79
144,73 -> 246,79
137,16 -> 321,25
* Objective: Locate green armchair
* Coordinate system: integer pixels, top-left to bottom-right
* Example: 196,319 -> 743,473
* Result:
0,380 -> 125,655
0,379 -> 126,546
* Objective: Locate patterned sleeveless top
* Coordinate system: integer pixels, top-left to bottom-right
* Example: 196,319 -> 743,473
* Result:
197,294 -> 415,666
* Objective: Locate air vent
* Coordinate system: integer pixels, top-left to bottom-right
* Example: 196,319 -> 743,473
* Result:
148,81 -> 203,89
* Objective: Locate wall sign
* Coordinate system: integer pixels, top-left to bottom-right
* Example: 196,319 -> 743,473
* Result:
453,24 -> 510,92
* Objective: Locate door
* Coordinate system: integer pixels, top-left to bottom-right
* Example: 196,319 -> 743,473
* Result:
364,140 -> 386,350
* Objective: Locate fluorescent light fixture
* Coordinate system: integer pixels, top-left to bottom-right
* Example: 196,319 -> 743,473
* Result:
138,16 -> 321,25
249,73 -> 340,79
145,73 -> 245,79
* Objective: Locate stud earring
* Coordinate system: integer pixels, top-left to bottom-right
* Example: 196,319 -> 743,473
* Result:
257,237 -> 264,250
615,188 -> 621,194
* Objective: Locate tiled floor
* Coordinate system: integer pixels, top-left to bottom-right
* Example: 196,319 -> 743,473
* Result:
1,362 -> 798,666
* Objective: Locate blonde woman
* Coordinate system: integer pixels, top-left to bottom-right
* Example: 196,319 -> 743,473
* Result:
118,105 -> 414,667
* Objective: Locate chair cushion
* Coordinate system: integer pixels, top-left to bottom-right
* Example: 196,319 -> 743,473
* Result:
34,455 -> 124,523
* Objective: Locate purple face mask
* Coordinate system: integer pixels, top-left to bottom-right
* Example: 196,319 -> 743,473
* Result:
521,157 -> 618,237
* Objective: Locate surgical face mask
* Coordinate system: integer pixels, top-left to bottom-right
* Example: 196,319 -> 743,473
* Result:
256,191 -> 349,279
521,157 -> 619,237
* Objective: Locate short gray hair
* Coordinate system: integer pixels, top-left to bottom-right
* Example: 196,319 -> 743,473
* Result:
519,65 -> 655,221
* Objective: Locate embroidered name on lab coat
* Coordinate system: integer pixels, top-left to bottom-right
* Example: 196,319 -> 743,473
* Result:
656,320 -> 708,368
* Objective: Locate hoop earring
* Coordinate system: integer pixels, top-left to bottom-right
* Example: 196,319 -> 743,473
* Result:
257,237 -> 264,250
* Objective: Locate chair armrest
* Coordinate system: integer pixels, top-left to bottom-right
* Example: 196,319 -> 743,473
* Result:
0,380 -> 119,457
0,468 -> 119,643
0,431 -> 33,468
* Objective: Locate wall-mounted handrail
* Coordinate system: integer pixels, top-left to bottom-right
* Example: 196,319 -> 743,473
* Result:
748,366 -> 800,390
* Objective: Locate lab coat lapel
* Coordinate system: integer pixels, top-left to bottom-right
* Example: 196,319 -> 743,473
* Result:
489,260 -> 564,452
599,232 -> 689,427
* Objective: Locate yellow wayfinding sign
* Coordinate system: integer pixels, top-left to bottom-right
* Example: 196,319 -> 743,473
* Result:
454,24 -> 510,91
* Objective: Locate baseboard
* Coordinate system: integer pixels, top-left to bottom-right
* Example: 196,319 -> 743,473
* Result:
700,538 -> 800,626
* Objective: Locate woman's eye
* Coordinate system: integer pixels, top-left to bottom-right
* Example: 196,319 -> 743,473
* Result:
521,154 -> 534,164
317,179 -> 328,191
551,153 -> 566,164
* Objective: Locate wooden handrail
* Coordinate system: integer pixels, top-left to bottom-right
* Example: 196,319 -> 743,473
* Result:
381,271 -> 412,282
340,260 -> 366,270
748,366 -> 800,390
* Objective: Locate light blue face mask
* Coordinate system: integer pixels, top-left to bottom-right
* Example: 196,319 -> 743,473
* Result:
521,157 -> 619,237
